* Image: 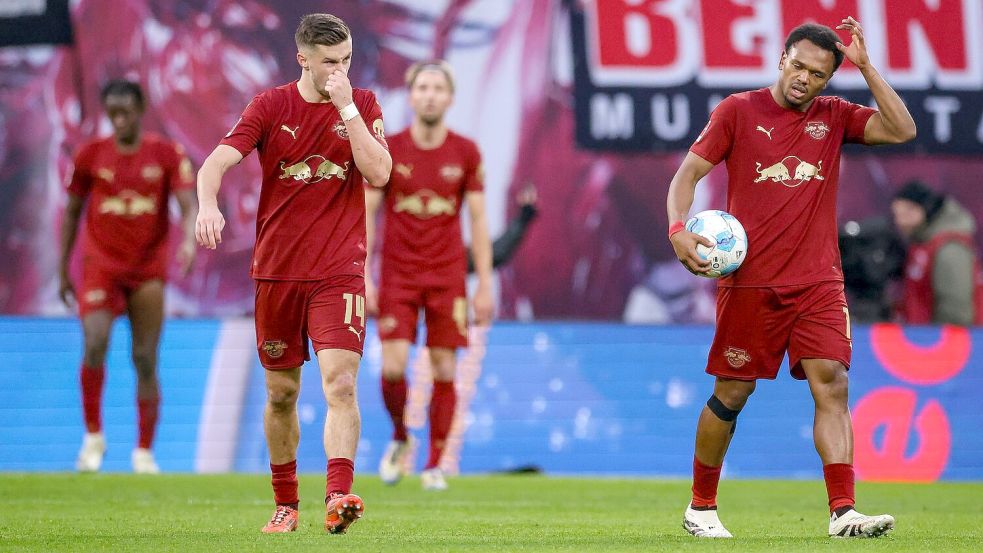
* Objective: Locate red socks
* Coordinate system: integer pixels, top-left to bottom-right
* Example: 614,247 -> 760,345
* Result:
80,364 -> 105,433
691,456 -> 722,509
137,396 -> 160,449
425,380 -> 457,469
381,377 -> 408,442
326,457 -> 355,498
823,463 -> 856,513
271,460 -> 299,507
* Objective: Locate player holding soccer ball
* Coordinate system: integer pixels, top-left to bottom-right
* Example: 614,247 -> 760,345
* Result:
196,13 -> 391,534
364,60 -> 494,491
667,19 -> 915,538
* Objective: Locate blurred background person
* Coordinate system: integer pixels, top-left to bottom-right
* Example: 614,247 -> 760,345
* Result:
891,181 -> 982,326
59,79 -> 196,474
837,217 -> 905,323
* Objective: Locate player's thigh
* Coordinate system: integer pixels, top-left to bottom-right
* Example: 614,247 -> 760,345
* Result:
315,348 -> 361,403
377,281 -> 421,343
423,284 -> 468,349
788,281 -> 852,380
79,265 -> 126,322
255,280 -> 310,370
706,286 -> 793,381
308,275 -> 366,357
125,278 -> 164,350
380,339 -> 412,379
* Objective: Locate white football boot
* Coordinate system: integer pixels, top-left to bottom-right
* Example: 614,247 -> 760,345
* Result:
378,436 -> 415,485
131,448 -> 160,474
829,509 -> 894,538
420,467 -> 448,491
682,505 -> 733,538
75,432 -> 106,473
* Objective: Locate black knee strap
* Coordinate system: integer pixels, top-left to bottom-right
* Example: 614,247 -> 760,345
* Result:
706,395 -> 741,422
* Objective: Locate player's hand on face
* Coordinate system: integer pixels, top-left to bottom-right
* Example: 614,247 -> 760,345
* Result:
670,230 -> 713,276
58,271 -> 75,308
364,276 -> 379,316
835,16 -> 869,69
472,285 -> 494,326
195,204 -> 226,250
177,239 -> 196,277
326,70 -> 353,109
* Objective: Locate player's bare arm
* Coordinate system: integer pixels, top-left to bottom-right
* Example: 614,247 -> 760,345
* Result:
466,191 -> 494,325
667,152 -> 715,275
363,186 -> 384,315
58,193 -> 85,307
195,144 -> 243,250
174,188 -> 198,276
835,16 -> 916,145
326,70 -> 392,187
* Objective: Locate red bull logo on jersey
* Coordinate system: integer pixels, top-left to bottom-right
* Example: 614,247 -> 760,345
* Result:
805,121 -> 831,140
393,189 -> 458,219
753,156 -> 824,188
278,155 -> 349,184
98,191 -> 158,217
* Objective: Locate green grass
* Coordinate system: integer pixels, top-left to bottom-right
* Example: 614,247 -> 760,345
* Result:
0,474 -> 979,552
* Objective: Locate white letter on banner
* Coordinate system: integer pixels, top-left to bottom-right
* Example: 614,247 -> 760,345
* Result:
591,93 -> 634,139
651,94 -> 690,140
923,96 -> 960,143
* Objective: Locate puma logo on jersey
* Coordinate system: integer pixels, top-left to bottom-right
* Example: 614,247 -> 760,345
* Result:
756,125 -> 774,139
348,326 -> 363,341
280,124 -> 299,139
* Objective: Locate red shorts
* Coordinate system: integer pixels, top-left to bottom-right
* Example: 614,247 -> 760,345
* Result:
79,264 -> 160,319
254,275 -> 366,370
377,279 -> 468,349
707,281 -> 852,381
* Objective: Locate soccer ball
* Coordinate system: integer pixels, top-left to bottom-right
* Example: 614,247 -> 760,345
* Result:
685,210 -> 748,278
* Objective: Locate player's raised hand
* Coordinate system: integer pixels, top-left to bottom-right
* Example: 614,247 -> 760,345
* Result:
670,230 -> 713,276
195,204 -> 225,250
472,285 -> 494,326
325,69 -> 353,109
58,271 -> 76,308
835,16 -> 870,69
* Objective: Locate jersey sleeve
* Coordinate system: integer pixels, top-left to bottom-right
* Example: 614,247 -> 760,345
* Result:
358,90 -> 389,150
66,143 -> 95,198
689,96 -> 738,164
464,140 -> 484,193
220,92 -> 270,157
841,99 -> 877,144
167,142 -> 195,192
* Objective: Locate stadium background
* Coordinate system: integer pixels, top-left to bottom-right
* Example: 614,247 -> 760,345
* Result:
0,0 -> 980,482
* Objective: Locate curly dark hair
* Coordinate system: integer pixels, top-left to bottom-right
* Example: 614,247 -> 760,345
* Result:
784,23 -> 845,71
100,79 -> 144,109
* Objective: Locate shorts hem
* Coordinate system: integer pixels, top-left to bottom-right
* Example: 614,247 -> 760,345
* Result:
705,367 -> 779,381
312,344 -> 364,357
789,354 -> 852,370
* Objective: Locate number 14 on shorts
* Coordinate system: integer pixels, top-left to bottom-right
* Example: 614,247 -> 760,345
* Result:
343,293 -> 365,328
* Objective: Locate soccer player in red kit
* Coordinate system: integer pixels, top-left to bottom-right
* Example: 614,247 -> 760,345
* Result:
364,60 -> 493,491
667,19 -> 915,538
195,14 -> 391,534
59,80 -> 197,475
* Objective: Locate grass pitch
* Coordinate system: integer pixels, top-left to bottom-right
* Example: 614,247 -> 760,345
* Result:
0,473 -> 979,552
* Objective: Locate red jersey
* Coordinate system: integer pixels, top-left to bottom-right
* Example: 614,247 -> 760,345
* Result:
68,133 -> 193,277
380,129 -> 483,285
690,88 -> 876,287
221,82 -> 387,280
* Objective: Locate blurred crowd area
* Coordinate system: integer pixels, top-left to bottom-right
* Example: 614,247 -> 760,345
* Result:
1,0 -> 980,323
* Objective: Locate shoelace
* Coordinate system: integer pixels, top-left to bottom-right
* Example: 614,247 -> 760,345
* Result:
270,506 -> 292,525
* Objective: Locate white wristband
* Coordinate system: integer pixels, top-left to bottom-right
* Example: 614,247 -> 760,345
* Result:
339,103 -> 359,122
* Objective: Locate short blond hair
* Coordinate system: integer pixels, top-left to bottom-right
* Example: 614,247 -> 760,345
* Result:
405,60 -> 455,93
295,13 -> 350,50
